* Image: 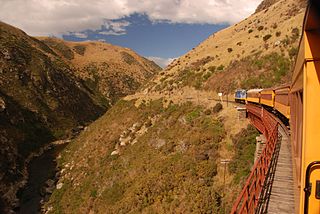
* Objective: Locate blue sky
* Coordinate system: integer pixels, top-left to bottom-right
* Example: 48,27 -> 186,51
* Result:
63,14 -> 228,67
0,0 -> 261,67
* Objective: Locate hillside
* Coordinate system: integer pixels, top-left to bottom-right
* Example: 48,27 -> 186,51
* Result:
39,37 -> 161,105
143,0 -> 305,94
44,0 -> 307,213
0,21 -> 160,213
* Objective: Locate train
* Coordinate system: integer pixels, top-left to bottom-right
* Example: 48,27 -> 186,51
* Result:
234,89 -> 246,103
234,85 -> 290,121
233,1 -> 320,212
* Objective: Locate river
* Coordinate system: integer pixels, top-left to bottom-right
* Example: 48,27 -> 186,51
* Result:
16,144 -> 67,214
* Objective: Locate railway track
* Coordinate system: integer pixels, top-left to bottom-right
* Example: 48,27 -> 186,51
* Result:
267,124 -> 295,214
231,104 -> 295,213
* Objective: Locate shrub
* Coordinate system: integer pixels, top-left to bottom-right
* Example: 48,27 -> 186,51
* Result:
227,48 -> 233,53
291,27 -> 300,42
228,125 -> 259,184
73,45 -> 86,55
241,52 -> 290,88
204,109 -> 212,115
212,103 -> 223,113
257,26 -> 264,31
276,31 -> 281,37
248,29 -> 253,33
263,34 -> 272,41
217,65 -> 224,71
208,66 -> 216,73
282,36 -> 290,46
289,47 -> 298,59
271,23 -> 278,29
203,72 -> 212,80
186,108 -> 201,122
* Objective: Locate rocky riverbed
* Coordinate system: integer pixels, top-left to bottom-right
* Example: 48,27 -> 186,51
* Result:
16,142 -> 68,214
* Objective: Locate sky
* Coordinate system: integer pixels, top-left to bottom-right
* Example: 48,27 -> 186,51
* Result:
0,0 -> 262,67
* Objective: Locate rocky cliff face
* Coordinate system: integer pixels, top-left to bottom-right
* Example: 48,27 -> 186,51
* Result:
255,0 -> 281,13
255,0 -> 306,13
0,21 -> 160,212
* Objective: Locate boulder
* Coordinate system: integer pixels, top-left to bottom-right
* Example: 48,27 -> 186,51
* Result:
111,150 -> 119,156
0,97 -> 6,112
56,183 -> 63,190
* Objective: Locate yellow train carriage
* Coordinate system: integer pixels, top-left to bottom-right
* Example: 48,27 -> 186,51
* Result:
260,88 -> 275,108
274,85 -> 290,119
246,89 -> 262,104
290,0 -> 320,213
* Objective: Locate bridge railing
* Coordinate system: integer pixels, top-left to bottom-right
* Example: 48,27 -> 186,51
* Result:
230,103 -> 279,214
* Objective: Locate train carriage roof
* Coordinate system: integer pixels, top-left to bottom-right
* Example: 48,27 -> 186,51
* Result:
274,84 -> 290,91
261,88 -> 274,92
247,89 -> 263,93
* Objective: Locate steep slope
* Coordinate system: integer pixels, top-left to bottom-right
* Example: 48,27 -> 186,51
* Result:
44,0 -> 307,213
46,98 -> 252,213
0,21 -> 160,213
40,37 -> 161,105
0,22 -> 104,212
145,0 -> 305,93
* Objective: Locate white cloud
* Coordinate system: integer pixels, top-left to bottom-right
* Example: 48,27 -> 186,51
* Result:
147,56 -> 175,68
0,0 -> 262,36
99,31 -> 126,36
99,20 -> 130,36
70,32 -> 88,39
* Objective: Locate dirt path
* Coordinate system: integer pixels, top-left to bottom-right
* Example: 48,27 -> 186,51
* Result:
124,87 -> 233,108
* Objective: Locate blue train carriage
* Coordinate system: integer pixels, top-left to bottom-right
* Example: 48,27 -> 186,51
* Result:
234,89 -> 247,103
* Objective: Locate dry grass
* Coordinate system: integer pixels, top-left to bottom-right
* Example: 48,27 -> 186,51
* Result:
147,0 -> 304,92
37,37 -> 161,105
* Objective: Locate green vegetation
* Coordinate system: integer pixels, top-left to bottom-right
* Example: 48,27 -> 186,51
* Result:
185,107 -> 201,122
203,71 -> 213,80
241,52 -> 291,88
289,47 -> 298,59
176,69 -> 205,89
291,27 -> 300,43
48,100 -> 226,213
189,56 -> 214,71
73,45 -> 86,55
229,125 -> 259,184
217,65 -> 225,71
